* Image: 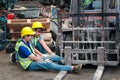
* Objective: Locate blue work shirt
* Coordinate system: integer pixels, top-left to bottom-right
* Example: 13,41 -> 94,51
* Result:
18,40 -> 32,58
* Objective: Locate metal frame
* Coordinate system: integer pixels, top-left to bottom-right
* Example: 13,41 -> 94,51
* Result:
0,16 -> 6,51
56,13 -> 120,66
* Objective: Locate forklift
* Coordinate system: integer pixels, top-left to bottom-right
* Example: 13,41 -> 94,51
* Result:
54,0 -> 120,80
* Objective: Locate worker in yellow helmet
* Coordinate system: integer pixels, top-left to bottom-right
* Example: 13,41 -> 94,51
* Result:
21,27 -> 35,37
31,21 -> 63,64
11,26 -> 82,73
31,21 -> 49,54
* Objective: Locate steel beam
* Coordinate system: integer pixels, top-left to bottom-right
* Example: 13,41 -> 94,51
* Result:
92,66 -> 105,80
53,71 -> 67,80
64,46 -> 72,65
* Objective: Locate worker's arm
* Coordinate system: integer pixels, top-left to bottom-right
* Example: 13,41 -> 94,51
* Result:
39,39 -> 53,55
19,46 -> 43,61
34,48 -> 43,56
28,53 -> 43,61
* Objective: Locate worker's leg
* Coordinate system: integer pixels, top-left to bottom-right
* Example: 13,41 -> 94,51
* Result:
35,41 -> 46,54
41,55 -> 63,64
11,53 -> 63,64
28,61 -> 71,71
15,52 -> 19,60
10,52 -> 19,63
47,55 -> 63,64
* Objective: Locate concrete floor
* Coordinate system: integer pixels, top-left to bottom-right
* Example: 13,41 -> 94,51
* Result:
0,49 -> 120,80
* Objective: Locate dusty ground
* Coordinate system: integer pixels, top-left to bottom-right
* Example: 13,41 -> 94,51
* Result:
0,49 -> 120,80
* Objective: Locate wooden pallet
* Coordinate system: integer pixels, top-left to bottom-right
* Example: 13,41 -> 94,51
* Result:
7,18 -> 52,45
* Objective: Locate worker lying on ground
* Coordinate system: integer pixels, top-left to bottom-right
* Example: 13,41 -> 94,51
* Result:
11,26 -> 82,73
31,21 -> 62,63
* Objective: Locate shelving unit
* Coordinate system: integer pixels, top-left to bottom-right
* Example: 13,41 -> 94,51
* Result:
0,16 -> 6,51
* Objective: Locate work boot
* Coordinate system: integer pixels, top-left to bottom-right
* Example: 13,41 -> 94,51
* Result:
10,52 -> 16,63
72,64 -> 82,73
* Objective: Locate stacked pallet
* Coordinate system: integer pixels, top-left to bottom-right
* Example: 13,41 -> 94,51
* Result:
7,18 -> 53,45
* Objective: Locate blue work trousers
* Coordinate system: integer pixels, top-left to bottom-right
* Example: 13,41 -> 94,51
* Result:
42,55 -> 63,64
27,58 -> 71,71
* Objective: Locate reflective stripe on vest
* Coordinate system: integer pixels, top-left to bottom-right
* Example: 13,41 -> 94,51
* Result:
15,40 -> 35,69
34,37 -> 37,46
15,39 -> 21,52
31,37 -> 38,46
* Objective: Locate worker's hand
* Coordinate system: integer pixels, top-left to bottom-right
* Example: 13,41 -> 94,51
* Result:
37,57 -> 44,62
36,54 -> 42,57
51,53 -> 55,55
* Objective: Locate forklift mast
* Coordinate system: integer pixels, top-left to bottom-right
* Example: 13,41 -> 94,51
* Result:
56,0 -> 120,66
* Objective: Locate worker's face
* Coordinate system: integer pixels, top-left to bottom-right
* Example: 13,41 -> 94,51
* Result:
35,28 -> 43,36
24,35 -> 33,42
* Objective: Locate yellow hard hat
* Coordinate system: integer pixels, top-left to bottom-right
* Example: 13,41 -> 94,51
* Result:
21,27 -> 35,37
32,21 -> 44,29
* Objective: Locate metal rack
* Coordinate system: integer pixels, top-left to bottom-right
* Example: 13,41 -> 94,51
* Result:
0,15 -> 6,51
57,13 -> 120,66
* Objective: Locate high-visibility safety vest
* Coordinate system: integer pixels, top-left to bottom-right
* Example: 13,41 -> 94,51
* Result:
15,39 -> 35,69
83,0 -> 93,7
31,36 -> 40,47
33,37 -> 38,46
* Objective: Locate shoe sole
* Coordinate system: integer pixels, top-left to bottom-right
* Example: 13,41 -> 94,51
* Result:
73,64 -> 82,73
10,53 -> 16,63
